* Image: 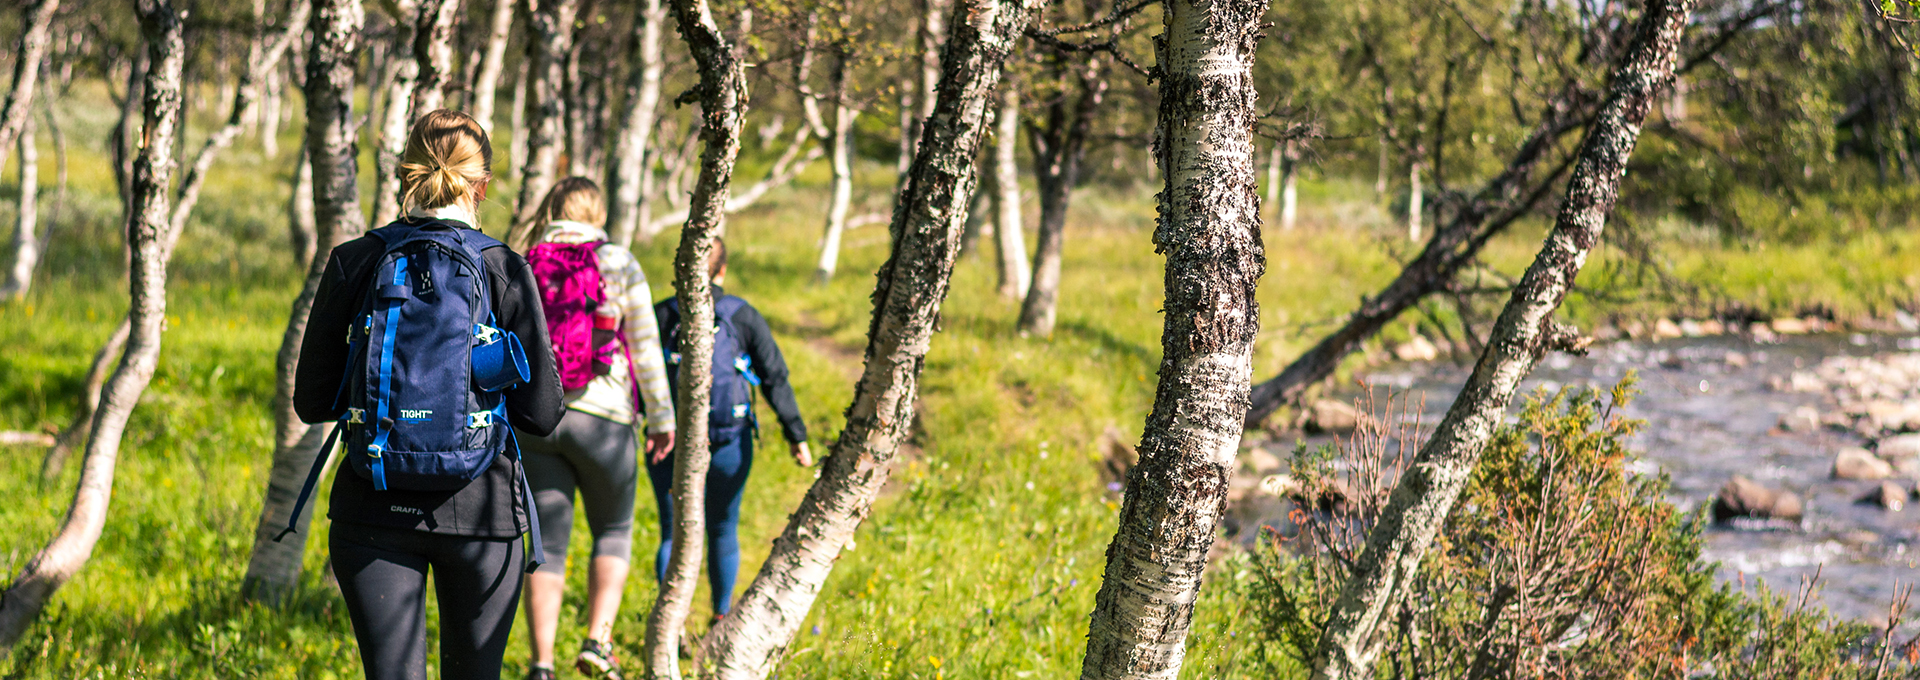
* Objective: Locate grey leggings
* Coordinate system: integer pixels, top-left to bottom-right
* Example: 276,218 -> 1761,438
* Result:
518,410 -> 638,574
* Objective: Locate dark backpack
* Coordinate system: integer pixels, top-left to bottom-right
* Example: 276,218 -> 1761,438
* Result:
661,295 -> 762,444
278,220 -> 545,570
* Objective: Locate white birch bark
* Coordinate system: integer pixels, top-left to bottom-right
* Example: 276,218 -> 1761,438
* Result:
470,0 -> 513,132
642,0 -> 745,673
1407,158 -> 1422,242
241,0 -> 366,605
408,0 -> 460,117
371,0 -> 420,226
40,321 -> 128,480
1281,140 -> 1298,231
513,0 -> 577,231
1075,0 -> 1268,673
508,59 -> 528,171
1,121 -> 38,302
606,0 -> 668,247
1308,2 -> 1694,676
1264,142 -> 1279,214
0,0 -> 59,178
699,0 -> 1046,674
993,87 -> 1028,299
286,138 -> 315,266
0,0 -> 182,652
814,48 -> 856,283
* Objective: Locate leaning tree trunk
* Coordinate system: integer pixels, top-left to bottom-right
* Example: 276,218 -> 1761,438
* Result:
2,121 -> 39,302
0,0 -> 60,178
1308,2 -> 1692,677
0,0 -> 182,653
1075,0 -> 1267,674
408,0 -> 460,116
813,47 -> 856,283
606,0 -> 667,247
370,0 -> 420,225
39,321 -> 128,481
240,0 -> 367,605
513,0 -> 577,231
699,0 -> 1046,674
286,137 -> 316,265
1239,87 -> 1592,428
641,0 -> 745,674
993,87 -> 1028,299
469,0 -> 512,131
1017,63 -> 1104,337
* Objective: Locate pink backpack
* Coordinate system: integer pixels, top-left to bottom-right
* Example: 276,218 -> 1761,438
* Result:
528,241 -> 615,391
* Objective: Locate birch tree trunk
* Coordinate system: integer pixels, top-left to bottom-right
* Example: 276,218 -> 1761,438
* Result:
1308,2 -> 1692,677
1075,0 -> 1267,672
606,0 -> 667,247
513,0 -> 577,231
0,0 -> 60,179
700,0 -> 1046,674
993,87 -> 1028,300
2,121 -> 39,302
1406,159 -> 1422,242
1016,62 -> 1104,337
286,138 -> 316,266
371,0 -> 420,226
241,0 -> 367,605
409,0 -> 460,117
642,0 -> 745,674
509,59 -> 528,171
0,0 -> 183,652
1264,142 -> 1279,215
40,321 -> 128,481
1280,140 -> 1298,231
470,0 -> 513,132
814,48 -> 856,283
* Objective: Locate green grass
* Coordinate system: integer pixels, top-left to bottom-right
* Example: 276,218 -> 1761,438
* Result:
3,85 -> 1920,678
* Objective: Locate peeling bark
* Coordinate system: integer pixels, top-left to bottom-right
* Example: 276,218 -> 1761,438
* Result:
642,0 -> 744,672
0,0 -> 183,652
993,87 -> 1028,299
814,47 -> 856,282
607,0 -> 668,247
409,0 -> 461,117
513,0 -> 577,231
699,0 -> 1046,674
1308,2 -> 1693,677
241,0 -> 367,605
1075,0 -> 1268,673
0,0 -> 59,178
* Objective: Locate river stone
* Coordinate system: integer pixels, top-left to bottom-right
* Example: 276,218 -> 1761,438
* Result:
1879,433 -> 1920,460
1772,317 -> 1812,334
1712,475 -> 1803,522
1304,399 -> 1370,435
1243,447 -> 1283,474
1777,405 -> 1821,432
1653,318 -> 1684,339
1700,319 -> 1726,335
1393,335 -> 1440,362
1860,481 -> 1909,512
1833,447 -> 1895,480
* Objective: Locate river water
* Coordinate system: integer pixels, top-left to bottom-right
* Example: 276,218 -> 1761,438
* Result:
1248,332 -> 1920,623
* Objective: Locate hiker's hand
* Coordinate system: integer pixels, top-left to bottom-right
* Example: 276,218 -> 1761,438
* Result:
791,442 -> 813,467
646,431 -> 675,464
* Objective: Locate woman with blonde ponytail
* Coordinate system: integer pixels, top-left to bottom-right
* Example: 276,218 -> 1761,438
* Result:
292,109 -> 564,680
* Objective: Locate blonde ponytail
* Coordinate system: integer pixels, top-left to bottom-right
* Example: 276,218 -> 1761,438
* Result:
398,109 -> 493,214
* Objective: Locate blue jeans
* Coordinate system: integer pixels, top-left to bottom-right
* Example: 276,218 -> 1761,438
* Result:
645,431 -> 753,615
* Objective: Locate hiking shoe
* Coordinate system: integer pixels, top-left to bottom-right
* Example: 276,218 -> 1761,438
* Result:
576,638 -> 625,680
526,666 -> 557,680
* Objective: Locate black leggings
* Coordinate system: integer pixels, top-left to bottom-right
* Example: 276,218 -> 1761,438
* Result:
330,522 -> 525,680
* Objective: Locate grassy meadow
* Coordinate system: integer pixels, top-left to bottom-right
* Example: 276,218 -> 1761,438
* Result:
2,83 -> 1919,678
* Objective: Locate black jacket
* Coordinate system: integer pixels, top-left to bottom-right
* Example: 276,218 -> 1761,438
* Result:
655,286 -> 808,445
293,218 -> 564,537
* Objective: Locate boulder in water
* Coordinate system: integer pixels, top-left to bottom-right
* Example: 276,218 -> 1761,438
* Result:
1877,433 -> 1920,459
1832,447 -> 1894,480
1242,447 -> 1283,474
1771,317 -> 1812,335
1653,318 -> 1684,339
1392,335 -> 1440,362
1777,405 -> 1821,433
1712,475 -> 1803,522
1859,481 -> 1910,512
1304,399 -> 1371,435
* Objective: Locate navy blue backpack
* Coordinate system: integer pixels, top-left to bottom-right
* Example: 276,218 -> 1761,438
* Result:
662,295 -> 762,444
278,220 -> 544,570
